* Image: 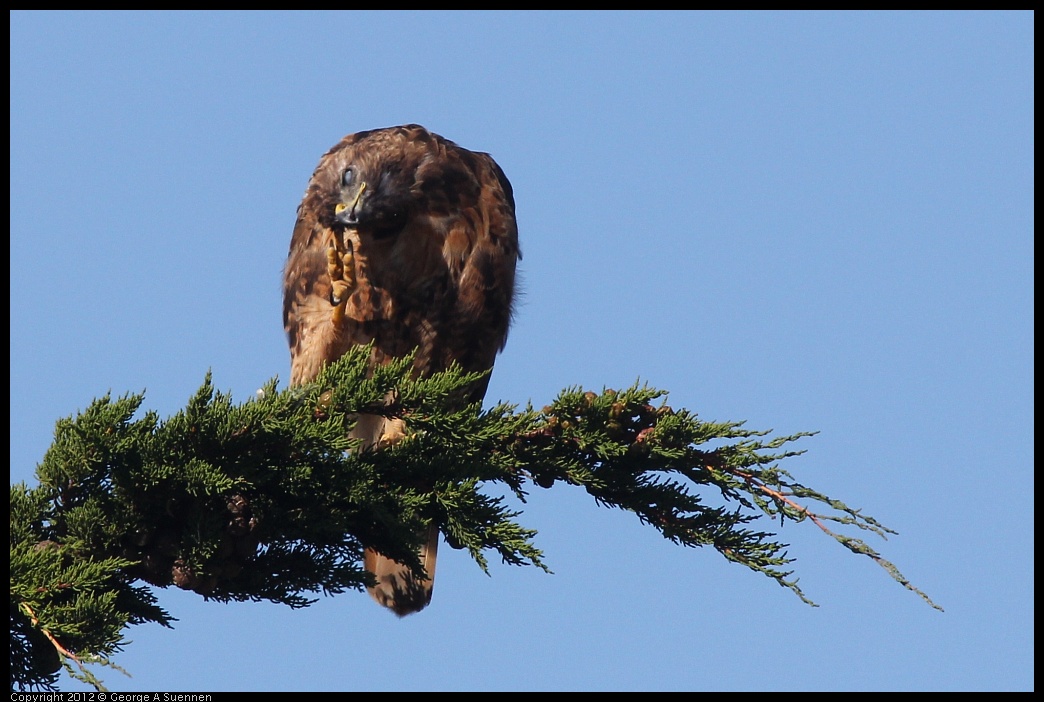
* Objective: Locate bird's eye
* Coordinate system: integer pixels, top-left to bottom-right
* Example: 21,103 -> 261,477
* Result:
342,168 -> 354,186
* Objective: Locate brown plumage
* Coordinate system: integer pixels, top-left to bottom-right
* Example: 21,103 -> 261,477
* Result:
282,124 -> 520,615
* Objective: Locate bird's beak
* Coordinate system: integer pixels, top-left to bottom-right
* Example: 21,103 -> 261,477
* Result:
335,182 -> 367,227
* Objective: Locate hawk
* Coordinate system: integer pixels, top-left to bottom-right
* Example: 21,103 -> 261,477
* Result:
282,124 -> 520,615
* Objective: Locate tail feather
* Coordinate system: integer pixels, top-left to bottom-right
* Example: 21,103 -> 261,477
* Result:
363,524 -> 439,616
353,412 -> 438,616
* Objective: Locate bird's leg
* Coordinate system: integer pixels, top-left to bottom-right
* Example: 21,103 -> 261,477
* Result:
378,417 -> 407,448
373,389 -> 407,448
327,231 -> 357,325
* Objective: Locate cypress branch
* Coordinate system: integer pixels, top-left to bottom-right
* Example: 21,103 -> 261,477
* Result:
9,345 -> 940,690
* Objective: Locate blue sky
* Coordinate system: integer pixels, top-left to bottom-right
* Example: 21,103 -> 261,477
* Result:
10,11 -> 1033,692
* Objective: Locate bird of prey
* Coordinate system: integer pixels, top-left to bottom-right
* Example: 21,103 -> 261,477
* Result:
282,124 -> 520,615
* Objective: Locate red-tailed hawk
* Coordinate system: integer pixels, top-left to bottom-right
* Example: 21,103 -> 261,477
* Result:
282,124 -> 520,615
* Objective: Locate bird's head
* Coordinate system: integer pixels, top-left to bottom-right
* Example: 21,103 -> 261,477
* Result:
331,159 -> 411,241
308,124 -> 487,256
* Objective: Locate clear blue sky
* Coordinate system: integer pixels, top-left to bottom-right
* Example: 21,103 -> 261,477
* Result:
10,11 -> 1033,692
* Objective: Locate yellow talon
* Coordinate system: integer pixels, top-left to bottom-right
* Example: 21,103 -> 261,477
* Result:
328,234 -> 356,326
350,182 -> 367,210
342,247 -> 356,290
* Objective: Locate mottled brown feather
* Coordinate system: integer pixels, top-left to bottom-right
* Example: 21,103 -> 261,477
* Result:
282,124 -> 519,614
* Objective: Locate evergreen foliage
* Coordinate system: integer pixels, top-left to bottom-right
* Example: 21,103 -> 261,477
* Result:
10,345 -> 940,690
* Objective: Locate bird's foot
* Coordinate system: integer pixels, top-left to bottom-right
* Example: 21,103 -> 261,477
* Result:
377,417 -> 408,448
328,233 -> 357,325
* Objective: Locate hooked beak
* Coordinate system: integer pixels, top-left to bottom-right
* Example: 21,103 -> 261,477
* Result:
334,181 -> 367,227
